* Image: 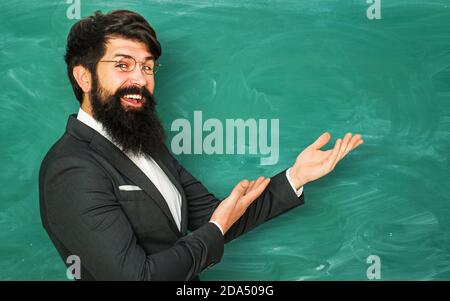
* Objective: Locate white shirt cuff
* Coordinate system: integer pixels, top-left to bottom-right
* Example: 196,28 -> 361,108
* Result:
286,168 -> 304,197
209,221 -> 224,236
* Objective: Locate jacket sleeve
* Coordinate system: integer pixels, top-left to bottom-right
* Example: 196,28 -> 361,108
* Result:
167,149 -> 305,243
40,155 -> 223,281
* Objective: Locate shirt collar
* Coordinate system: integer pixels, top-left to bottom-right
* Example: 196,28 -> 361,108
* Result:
76,107 -> 114,144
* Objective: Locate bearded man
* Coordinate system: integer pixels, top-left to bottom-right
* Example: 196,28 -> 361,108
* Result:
39,10 -> 363,281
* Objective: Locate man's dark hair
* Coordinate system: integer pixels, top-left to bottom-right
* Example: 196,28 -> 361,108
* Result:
64,10 -> 162,104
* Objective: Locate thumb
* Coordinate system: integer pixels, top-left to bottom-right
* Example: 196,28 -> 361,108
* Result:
229,180 -> 249,201
310,132 -> 331,150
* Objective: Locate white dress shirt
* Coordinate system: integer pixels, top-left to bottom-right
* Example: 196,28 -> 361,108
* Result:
76,108 -> 303,235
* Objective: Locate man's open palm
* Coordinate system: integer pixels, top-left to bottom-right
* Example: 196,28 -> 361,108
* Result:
210,177 -> 270,235
289,132 -> 364,189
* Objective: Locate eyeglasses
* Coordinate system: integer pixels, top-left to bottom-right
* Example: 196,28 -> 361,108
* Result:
99,55 -> 161,75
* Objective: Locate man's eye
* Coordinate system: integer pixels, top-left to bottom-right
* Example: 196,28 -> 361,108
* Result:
142,65 -> 153,72
116,63 -> 129,70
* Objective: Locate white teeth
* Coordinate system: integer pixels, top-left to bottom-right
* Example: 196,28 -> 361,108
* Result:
123,94 -> 142,100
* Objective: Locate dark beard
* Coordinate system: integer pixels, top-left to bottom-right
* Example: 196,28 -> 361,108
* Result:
90,76 -> 165,157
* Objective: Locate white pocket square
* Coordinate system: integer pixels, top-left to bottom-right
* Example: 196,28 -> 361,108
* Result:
118,185 -> 143,191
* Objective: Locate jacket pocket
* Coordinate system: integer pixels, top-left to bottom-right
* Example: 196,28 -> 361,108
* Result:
117,190 -> 167,235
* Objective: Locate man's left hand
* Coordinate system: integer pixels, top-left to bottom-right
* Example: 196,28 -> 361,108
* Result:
289,132 -> 364,189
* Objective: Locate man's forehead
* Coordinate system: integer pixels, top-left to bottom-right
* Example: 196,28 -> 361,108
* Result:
104,37 -> 153,60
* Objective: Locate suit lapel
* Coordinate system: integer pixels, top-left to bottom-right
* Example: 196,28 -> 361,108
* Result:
89,132 -> 183,237
152,154 -> 189,235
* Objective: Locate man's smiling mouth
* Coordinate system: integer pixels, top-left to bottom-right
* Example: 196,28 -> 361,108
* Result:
120,94 -> 144,108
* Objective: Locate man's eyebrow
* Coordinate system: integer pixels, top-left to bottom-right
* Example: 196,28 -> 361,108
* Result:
112,53 -> 155,61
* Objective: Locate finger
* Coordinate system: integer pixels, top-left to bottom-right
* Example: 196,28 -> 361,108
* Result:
348,139 -> 364,153
325,138 -> 342,170
355,139 -> 364,149
245,180 -> 256,194
248,180 -> 256,190
343,134 -> 362,157
334,133 -> 352,167
247,177 -> 266,196
331,133 -> 352,170
252,176 -> 265,189
229,179 -> 250,202
310,132 -> 331,150
333,135 -> 364,170
245,177 -> 264,195
351,137 -> 364,151
244,176 -> 265,195
241,178 -> 271,207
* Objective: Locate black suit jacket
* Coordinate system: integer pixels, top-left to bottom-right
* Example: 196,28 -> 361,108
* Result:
39,114 -> 305,281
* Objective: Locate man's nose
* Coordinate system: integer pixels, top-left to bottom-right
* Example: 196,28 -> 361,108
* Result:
128,67 -> 148,87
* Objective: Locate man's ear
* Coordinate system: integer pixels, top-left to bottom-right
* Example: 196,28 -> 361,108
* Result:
72,65 -> 92,93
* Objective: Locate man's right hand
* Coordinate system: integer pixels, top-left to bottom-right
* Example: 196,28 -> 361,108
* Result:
209,177 -> 271,235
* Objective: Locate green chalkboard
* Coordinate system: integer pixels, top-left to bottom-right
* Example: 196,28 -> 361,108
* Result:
1,0 -> 450,280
